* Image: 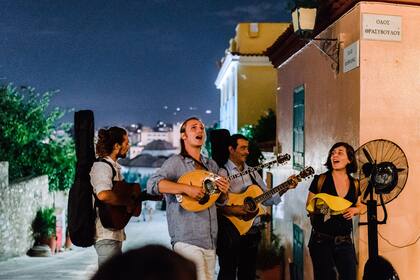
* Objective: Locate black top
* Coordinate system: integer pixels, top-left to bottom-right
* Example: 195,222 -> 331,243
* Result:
309,171 -> 358,236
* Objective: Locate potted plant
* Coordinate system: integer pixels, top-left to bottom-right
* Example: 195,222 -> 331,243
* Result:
256,234 -> 285,280
28,207 -> 57,257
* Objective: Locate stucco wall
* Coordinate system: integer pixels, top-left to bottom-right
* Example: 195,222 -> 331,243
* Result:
275,5 -> 362,279
235,23 -> 289,54
275,2 -> 420,279
0,162 -> 53,260
358,3 -> 420,279
238,65 -> 277,128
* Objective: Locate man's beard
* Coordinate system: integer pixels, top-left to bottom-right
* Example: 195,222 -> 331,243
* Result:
118,151 -> 127,159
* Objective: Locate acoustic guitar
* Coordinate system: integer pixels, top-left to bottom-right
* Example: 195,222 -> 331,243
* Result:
97,181 -> 162,230
225,166 -> 314,235
176,154 -> 291,212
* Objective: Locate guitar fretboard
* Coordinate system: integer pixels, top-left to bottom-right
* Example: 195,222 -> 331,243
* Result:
253,167 -> 313,204
254,179 -> 295,204
227,154 -> 290,182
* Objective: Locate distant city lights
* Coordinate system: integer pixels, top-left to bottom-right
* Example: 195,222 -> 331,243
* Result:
205,110 -> 212,114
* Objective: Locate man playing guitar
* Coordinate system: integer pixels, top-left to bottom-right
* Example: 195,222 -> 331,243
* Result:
147,117 -> 229,280
90,126 -> 134,267
216,134 -> 298,280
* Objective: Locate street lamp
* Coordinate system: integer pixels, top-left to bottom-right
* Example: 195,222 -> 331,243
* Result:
291,4 -> 340,73
292,7 -> 317,38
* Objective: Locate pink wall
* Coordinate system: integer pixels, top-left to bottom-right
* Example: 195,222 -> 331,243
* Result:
275,2 -> 420,279
275,5 -> 362,279
358,2 -> 420,279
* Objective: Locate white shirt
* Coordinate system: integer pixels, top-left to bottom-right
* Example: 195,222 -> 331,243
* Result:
90,156 -> 126,242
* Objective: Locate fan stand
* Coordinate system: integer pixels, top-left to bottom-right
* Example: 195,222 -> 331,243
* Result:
359,182 -> 388,259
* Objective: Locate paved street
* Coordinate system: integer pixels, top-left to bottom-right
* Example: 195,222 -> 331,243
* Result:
0,209 -> 170,280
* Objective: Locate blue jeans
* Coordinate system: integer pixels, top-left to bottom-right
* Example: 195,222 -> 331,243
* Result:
308,232 -> 356,280
94,239 -> 122,267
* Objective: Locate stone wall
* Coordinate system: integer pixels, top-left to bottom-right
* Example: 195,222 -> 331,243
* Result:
0,162 -> 53,260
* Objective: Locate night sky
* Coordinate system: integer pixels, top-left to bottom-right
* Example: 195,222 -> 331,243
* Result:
0,0 -> 290,128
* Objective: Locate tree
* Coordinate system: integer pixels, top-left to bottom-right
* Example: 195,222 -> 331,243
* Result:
253,108 -> 276,144
238,109 -> 277,167
0,85 -> 75,191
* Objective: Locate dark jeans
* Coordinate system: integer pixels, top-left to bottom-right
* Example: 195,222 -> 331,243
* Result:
217,215 -> 261,280
308,231 -> 356,280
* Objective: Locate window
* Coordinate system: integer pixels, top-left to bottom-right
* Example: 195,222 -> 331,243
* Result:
249,23 -> 259,36
293,85 -> 305,170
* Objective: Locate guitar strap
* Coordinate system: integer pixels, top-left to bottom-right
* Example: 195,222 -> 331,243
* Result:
181,153 -> 209,171
224,164 -> 259,188
249,171 -> 259,186
316,174 -> 326,194
97,158 -> 117,180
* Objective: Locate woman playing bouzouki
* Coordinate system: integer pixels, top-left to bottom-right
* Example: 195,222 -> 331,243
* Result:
147,117 -> 229,280
307,142 -> 365,280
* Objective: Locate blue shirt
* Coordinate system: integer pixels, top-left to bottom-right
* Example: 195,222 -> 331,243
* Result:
222,159 -> 282,207
147,154 -> 221,249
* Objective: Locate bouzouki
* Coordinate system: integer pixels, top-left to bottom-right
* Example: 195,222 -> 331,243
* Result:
176,154 -> 291,212
225,166 -> 315,235
97,181 -> 162,230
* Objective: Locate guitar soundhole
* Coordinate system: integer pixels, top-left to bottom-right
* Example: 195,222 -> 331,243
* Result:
244,197 -> 257,212
203,179 -> 217,195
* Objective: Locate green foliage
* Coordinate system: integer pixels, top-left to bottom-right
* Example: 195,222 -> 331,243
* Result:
238,124 -> 254,139
238,109 -> 277,167
32,207 -> 56,241
256,234 -> 284,269
0,85 -> 75,191
253,109 -> 276,143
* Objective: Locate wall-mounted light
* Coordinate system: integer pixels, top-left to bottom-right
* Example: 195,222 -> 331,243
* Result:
291,5 -> 340,73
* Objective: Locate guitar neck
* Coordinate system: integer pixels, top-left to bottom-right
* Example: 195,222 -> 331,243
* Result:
254,176 -> 299,204
228,160 -> 276,181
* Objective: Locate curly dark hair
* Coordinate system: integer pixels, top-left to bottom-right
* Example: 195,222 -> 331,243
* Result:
324,142 -> 357,174
95,126 -> 127,158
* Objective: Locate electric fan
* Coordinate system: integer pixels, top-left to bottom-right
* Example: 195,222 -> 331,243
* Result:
355,139 -> 409,258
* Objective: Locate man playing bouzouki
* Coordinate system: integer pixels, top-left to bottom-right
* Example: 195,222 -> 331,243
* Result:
147,117 -> 229,280
216,134 -> 298,280
90,126 -> 136,267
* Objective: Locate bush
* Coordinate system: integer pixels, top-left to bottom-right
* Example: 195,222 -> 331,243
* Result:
0,85 -> 75,191
32,207 -> 56,242
256,234 -> 284,270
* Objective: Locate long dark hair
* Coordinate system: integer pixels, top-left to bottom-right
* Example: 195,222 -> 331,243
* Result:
179,117 -> 202,157
96,126 -> 127,158
324,142 -> 357,174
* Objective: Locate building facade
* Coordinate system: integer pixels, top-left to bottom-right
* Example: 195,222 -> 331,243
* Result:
215,23 -> 289,133
266,1 -> 420,279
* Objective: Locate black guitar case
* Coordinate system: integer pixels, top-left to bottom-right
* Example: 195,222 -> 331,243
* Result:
210,129 -> 231,168
67,110 -> 96,247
